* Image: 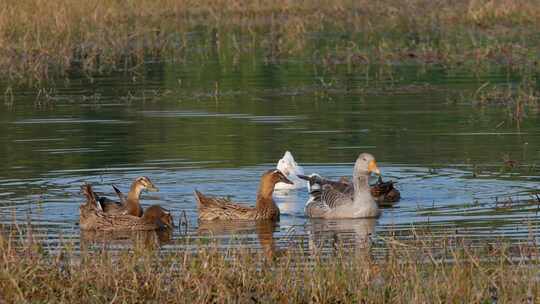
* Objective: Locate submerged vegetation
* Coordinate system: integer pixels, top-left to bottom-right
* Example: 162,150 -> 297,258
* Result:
0,0 -> 539,82
1,230 -> 539,303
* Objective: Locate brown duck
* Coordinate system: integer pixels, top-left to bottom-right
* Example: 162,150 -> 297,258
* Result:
370,176 -> 400,206
95,176 -> 159,217
194,169 -> 293,221
80,183 -> 173,231
298,174 -> 400,207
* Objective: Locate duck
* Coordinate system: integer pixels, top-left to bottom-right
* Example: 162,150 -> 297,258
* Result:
274,151 -> 306,190
94,176 -> 159,217
305,175 -> 400,207
194,169 -> 293,221
298,153 -> 381,219
80,183 -> 173,231
302,174 -> 351,193
370,176 -> 400,206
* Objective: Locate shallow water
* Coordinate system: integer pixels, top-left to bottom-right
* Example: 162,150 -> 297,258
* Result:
0,60 -> 539,254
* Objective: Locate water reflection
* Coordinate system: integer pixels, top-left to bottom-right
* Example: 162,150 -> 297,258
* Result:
198,220 -> 282,259
274,190 -> 305,216
195,216 -> 380,258
80,229 -> 172,251
307,218 -> 377,254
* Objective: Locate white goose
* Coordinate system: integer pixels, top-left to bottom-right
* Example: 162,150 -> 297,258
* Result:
298,153 -> 381,219
274,151 -> 306,190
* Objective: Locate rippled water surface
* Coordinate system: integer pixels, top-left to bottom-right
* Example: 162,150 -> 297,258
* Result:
1,60 -> 539,254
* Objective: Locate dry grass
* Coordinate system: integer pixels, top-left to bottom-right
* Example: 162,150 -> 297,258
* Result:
0,0 -> 539,82
468,77 -> 539,121
1,229 -> 539,303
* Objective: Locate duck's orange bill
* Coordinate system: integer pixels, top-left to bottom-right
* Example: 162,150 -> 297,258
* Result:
368,160 -> 381,175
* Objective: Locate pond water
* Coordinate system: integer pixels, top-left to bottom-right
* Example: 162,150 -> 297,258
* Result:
0,58 -> 539,255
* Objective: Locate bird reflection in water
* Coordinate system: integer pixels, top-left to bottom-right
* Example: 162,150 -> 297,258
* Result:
80,228 -> 172,251
198,220 -> 282,259
306,218 -> 377,255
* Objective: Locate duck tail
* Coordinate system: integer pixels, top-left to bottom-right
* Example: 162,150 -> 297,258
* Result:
81,183 -> 102,211
81,184 -> 96,201
194,190 -> 208,209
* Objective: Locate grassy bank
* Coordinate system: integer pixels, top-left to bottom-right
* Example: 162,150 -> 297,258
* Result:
1,231 -> 539,303
0,0 -> 539,82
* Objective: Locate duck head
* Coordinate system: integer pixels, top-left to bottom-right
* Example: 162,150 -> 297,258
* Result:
353,153 -> 381,177
142,205 -> 174,229
297,173 -> 322,192
258,169 -> 294,198
131,176 -> 159,193
265,169 -> 294,186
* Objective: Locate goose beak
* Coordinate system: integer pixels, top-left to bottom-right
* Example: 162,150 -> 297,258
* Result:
368,160 -> 381,175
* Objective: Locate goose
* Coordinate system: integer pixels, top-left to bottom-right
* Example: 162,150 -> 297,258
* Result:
299,153 -> 381,219
301,174 -> 400,206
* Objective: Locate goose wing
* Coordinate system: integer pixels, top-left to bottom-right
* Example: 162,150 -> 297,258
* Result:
321,185 -> 354,209
305,184 -> 354,217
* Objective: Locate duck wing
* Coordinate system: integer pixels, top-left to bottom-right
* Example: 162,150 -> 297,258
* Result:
90,185 -> 128,214
299,174 -> 352,194
100,200 -> 126,215
194,190 -> 255,221
94,195 -> 125,215
88,189 -> 125,214
81,184 -> 129,215
112,184 -> 126,204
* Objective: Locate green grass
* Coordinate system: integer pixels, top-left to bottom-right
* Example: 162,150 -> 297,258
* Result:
0,0 -> 539,82
1,229 -> 539,303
